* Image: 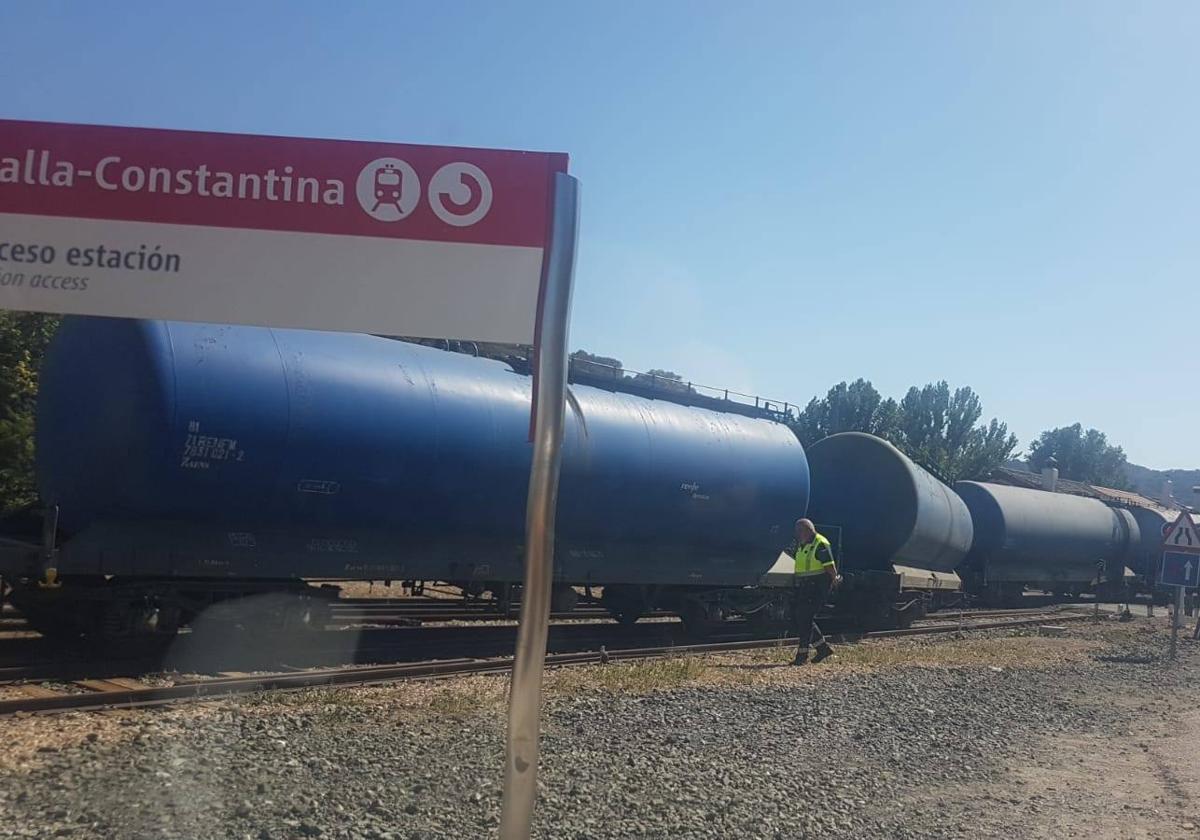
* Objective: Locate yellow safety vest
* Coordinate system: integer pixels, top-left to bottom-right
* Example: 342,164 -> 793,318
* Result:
795,532 -> 835,577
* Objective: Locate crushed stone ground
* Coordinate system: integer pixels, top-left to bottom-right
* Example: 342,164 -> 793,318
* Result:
1,615 -> 1198,839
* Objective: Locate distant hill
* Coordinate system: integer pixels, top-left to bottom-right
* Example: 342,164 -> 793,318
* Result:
1125,463 -> 1200,506
1004,458 -> 1200,507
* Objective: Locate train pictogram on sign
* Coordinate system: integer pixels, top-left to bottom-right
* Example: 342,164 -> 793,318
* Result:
373,164 -> 405,213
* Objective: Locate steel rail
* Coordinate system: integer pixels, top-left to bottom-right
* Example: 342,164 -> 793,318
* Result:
0,612 -> 1090,717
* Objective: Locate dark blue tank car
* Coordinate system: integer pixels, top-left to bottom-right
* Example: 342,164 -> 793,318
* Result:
954,480 -> 1140,600
805,432 -> 972,574
31,317 -> 809,590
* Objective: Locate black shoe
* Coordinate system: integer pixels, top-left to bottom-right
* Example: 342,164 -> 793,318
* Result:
812,645 -> 834,664
791,652 -> 809,666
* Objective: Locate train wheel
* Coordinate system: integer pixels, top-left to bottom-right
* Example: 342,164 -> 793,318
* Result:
679,599 -> 724,638
8,586 -> 90,641
745,597 -> 789,634
284,598 -> 331,631
602,585 -> 652,626
93,599 -> 183,642
16,605 -> 87,641
550,585 -> 579,613
609,609 -> 643,626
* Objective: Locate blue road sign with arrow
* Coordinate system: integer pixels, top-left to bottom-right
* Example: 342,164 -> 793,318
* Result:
1160,511 -> 1200,587
1161,551 -> 1200,587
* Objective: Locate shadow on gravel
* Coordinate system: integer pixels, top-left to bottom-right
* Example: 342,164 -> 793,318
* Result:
1094,653 -> 1158,665
708,662 -> 789,672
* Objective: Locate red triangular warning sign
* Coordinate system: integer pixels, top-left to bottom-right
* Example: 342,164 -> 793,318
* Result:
1163,511 -> 1200,550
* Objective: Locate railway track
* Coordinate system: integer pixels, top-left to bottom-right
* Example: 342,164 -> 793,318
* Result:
329,599 -> 621,625
0,609 -> 1090,717
0,605 -> 1068,685
0,622 -> 690,684
914,607 -> 1077,622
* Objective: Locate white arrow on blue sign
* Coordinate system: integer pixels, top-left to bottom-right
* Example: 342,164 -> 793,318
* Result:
1160,550 -> 1200,587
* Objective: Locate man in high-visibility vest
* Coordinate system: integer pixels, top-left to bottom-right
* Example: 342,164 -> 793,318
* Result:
790,518 -> 840,666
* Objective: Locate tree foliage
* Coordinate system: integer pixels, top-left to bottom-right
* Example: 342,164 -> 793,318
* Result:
792,378 -> 1018,482
790,379 -> 899,448
0,313 -> 59,514
632,368 -> 689,393
895,382 -> 1019,482
570,349 -> 623,376
1027,423 -> 1129,489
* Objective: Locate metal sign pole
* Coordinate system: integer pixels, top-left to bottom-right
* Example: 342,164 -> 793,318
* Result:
1161,514 -> 1200,661
499,172 -> 580,839
1170,586 -> 1183,661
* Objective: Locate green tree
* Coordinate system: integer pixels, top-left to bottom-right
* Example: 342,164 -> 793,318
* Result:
794,378 -> 1017,482
0,313 -> 59,514
790,379 -> 899,448
632,368 -> 690,393
1027,423 -> 1129,488
894,382 -> 1018,482
570,349 -> 624,379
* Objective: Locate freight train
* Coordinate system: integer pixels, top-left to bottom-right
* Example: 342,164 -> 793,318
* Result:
0,317 -> 1182,640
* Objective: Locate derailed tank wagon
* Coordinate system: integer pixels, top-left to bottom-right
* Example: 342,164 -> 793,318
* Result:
803,432 -> 972,626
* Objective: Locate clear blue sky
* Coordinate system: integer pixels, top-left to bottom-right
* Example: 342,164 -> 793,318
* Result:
3,2 -> 1197,469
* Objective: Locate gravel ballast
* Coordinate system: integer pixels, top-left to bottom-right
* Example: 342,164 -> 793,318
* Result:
2,618 -> 1199,839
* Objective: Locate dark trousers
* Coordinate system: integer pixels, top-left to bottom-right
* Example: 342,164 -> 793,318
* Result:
792,575 -> 831,654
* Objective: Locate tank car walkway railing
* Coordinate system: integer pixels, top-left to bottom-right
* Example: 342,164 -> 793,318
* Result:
568,358 -> 796,421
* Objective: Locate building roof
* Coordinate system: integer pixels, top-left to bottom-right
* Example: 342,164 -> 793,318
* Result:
988,466 -> 1174,512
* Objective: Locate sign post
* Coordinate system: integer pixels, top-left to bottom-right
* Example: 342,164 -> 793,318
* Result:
1159,512 -> 1200,661
499,172 -> 579,839
0,119 -> 579,837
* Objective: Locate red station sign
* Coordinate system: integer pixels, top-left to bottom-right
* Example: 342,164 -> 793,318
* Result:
0,119 -> 568,342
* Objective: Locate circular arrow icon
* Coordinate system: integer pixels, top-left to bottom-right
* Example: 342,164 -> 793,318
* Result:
428,162 -> 493,227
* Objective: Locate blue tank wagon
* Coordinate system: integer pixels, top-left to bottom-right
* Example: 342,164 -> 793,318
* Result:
954,481 -> 1140,602
5,317 -> 811,636
1125,506 -> 1173,583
